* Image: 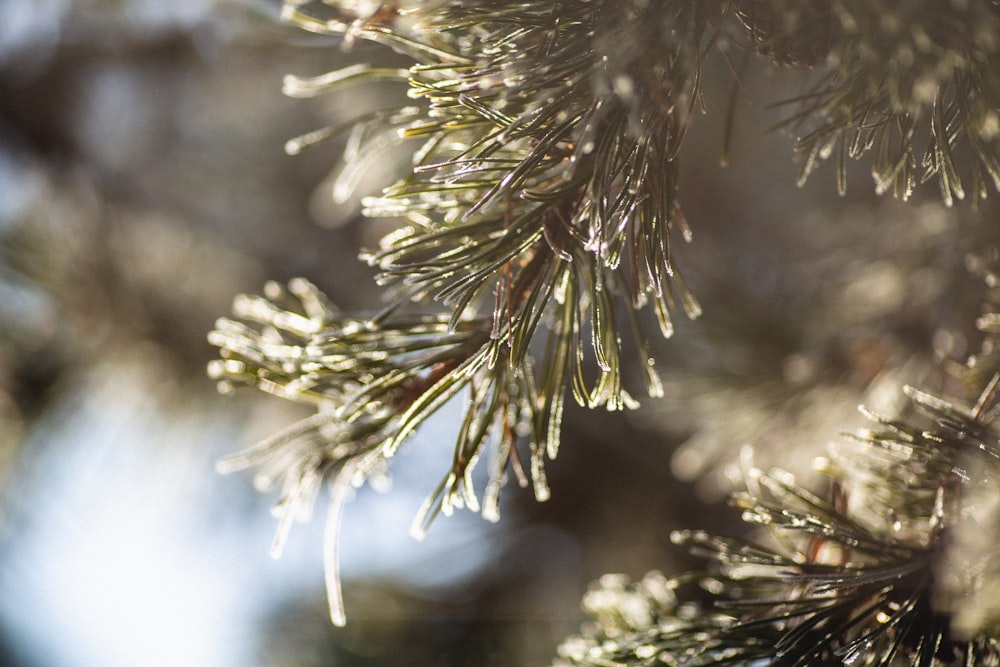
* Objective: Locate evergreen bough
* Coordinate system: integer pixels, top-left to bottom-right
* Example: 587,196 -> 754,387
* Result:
208,2 -> 1000,660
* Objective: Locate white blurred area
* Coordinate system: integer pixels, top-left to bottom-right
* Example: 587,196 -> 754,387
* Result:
0,352 -> 265,667
0,349 -> 496,667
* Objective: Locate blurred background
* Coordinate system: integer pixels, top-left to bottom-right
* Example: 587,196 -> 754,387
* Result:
0,2 -> 995,665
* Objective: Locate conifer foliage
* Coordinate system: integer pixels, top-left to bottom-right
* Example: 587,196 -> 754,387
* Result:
556,276 -> 1000,666
208,0 -> 1000,652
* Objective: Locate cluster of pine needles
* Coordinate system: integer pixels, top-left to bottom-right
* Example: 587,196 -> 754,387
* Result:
557,276 -> 1000,665
208,0 -> 1000,634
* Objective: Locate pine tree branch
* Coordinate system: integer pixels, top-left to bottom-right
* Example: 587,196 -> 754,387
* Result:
773,0 -> 1000,206
558,278 -> 1000,666
209,0 -> 1000,633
